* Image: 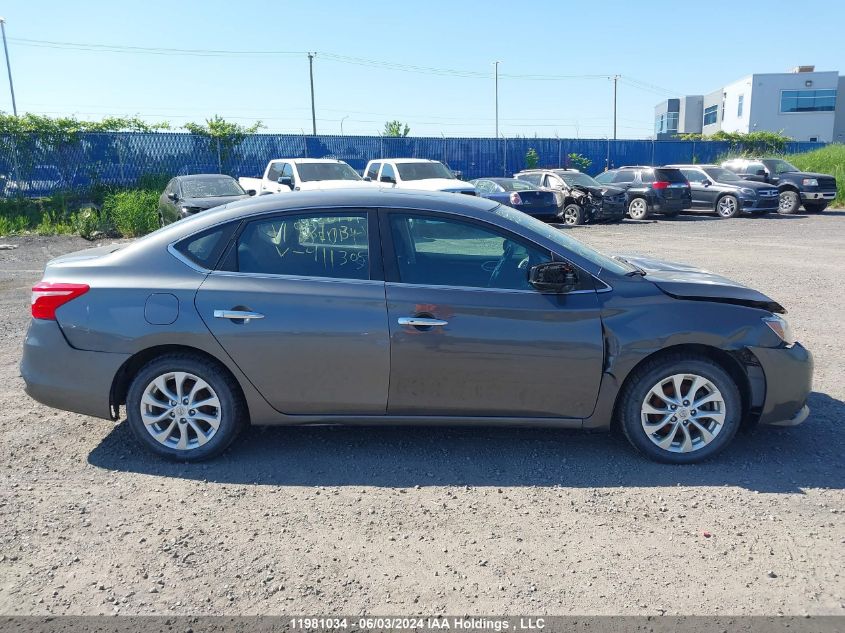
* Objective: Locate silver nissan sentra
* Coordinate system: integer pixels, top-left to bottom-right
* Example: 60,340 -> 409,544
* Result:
20,189 -> 812,463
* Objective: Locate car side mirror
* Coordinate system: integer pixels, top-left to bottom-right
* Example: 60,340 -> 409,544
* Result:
363,176 -> 372,182
247,189 -> 257,196
380,175 -> 396,184
529,261 -> 579,294
278,176 -> 293,188
701,179 -> 711,186
167,192 -> 177,201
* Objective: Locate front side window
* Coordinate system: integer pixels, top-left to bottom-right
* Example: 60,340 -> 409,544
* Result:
388,214 -> 550,291
366,162 -> 381,180
680,168 -> 706,183
281,163 -> 295,183
703,105 -> 719,126
236,213 -> 369,280
472,179 -> 496,194
266,162 -> 283,182
594,171 -> 615,184
780,89 -> 837,113
381,163 -> 396,181
296,162 -> 362,182
612,171 -> 635,183
395,162 -> 454,181
765,159 -> 800,175
703,167 -> 741,182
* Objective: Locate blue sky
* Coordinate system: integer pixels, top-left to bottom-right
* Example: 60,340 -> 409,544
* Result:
2,0 -> 843,138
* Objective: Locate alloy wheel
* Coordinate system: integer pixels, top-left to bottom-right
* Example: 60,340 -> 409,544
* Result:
717,197 -> 737,217
563,207 -> 580,225
140,371 -> 221,451
640,373 -> 726,453
629,198 -> 647,219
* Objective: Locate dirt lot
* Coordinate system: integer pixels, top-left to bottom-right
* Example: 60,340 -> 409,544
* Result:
0,211 -> 843,616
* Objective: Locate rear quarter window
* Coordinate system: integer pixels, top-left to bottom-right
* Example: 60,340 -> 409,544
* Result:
173,222 -> 238,270
654,168 -> 687,183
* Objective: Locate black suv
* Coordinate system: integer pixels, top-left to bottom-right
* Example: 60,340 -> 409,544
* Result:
513,169 -> 626,225
720,158 -> 837,214
594,166 -> 692,220
666,164 -> 780,218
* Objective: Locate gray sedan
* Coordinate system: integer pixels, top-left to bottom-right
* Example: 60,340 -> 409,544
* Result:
21,189 -> 812,463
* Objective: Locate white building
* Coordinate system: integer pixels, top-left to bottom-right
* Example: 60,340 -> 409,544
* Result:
655,66 -> 844,142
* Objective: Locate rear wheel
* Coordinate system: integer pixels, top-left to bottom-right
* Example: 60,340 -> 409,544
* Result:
560,203 -> 584,225
716,195 -> 740,218
803,201 -> 828,213
627,197 -> 650,220
619,354 -> 741,464
126,354 -> 246,461
778,190 -> 801,214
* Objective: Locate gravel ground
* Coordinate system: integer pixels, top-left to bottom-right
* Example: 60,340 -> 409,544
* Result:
0,210 -> 843,617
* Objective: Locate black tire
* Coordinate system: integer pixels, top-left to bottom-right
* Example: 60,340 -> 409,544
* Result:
627,197 -> 650,220
778,190 -> 801,214
715,194 -> 740,218
126,353 -> 247,461
618,353 -> 741,464
560,203 -> 585,226
803,201 -> 828,213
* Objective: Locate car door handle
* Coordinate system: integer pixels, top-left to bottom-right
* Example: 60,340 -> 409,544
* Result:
213,310 -> 265,322
398,317 -> 448,327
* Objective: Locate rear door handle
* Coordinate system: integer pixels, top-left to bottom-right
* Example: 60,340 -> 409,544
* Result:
398,317 -> 448,327
214,310 -> 265,322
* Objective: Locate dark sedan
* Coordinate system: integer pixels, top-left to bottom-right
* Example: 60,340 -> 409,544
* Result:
21,190 -> 811,464
158,174 -> 251,225
470,177 -> 560,220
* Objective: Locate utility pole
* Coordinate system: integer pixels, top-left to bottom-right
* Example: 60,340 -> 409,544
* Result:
307,52 -> 317,135
612,74 -> 620,140
340,115 -> 348,136
493,61 -> 501,139
0,17 -> 17,116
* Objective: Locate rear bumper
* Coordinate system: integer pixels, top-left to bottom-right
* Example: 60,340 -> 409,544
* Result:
20,319 -> 129,420
751,342 -> 813,427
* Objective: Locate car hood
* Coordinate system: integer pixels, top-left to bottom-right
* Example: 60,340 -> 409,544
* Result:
779,170 -> 831,180
398,178 -> 475,192
616,254 -> 785,313
181,195 -> 249,209
574,184 -> 624,197
720,179 -> 778,190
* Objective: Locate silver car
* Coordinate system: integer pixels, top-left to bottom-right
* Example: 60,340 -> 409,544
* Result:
21,189 -> 812,463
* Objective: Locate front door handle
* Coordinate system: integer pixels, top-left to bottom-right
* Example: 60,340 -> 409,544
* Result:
398,317 -> 448,327
214,309 -> 265,322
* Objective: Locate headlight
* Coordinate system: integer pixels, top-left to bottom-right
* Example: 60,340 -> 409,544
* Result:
740,187 -> 755,196
802,178 -> 818,187
763,314 -> 795,345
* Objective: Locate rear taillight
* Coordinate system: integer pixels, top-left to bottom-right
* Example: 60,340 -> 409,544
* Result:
31,282 -> 89,320
652,181 -> 670,189
509,192 -> 523,205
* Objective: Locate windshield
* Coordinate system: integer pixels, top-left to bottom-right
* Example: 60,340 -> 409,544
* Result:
297,162 -> 362,182
181,176 -> 245,198
497,178 -> 537,192
492,205 -> 634,276
396,162 -> 455,181
703,167 -> 742,183
765,159 -> 800,175
557,171 -> 601,188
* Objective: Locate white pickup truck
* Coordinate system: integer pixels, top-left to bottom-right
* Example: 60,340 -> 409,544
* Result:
363,158 -> 476,195
239,158 -> 378,195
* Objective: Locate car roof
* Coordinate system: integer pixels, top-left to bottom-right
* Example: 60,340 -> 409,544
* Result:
271,158 -> 349,164
377,158 -> 441,163
177,173 -> 236,181
516,168 -> 580,174
665,164 -> 717,168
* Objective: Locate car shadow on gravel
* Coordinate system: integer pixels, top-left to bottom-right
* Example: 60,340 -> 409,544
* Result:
87,391 -> 844,493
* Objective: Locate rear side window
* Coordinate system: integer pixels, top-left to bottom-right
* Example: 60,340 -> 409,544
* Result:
654,168 -> 687,183
236,213 -> 369,280
640,170 -> 655,183
173,222 -> 238,270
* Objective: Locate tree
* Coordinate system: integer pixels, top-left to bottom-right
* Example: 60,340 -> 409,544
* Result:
184,115 -> 264,171
567,152 -> 592,171
678,130 -> 791,153
383,120 -> 411,137
525,148 -> 540,169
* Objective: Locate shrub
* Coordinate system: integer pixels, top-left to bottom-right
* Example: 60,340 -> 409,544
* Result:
568,153 -> 592,171
72,207 -> 102,240
525,148 -> 540,169
103,189 -> 159,237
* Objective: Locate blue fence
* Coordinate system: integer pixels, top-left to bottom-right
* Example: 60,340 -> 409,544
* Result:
0,132 -> 825,198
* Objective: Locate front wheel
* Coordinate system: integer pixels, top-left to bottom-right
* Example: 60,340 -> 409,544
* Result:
126,354 -> 247,461
560,203 -> 585,225
778,190 -> 801,214
627,197 -> 650,220
803,201 -> 828,213
619,354 -> 741,464
716,195 -> 740,218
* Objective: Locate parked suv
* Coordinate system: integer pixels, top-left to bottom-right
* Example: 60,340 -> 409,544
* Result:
514,169 -> 626,225
594,166 -> 691,220
720,158 -> 837,214
666,164 -> 780,218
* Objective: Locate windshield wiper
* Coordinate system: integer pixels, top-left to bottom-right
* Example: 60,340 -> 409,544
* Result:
614,256 -> 647,276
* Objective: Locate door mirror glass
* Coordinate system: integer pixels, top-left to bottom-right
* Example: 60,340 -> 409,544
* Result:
167,192 -> 177,201
246,189 -> 257,196
529,261 -> 579,294
278,176 -> 293,187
